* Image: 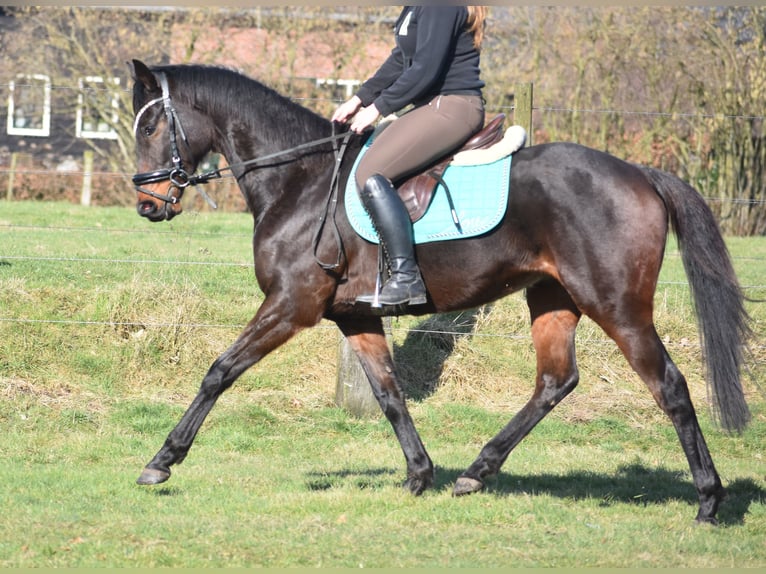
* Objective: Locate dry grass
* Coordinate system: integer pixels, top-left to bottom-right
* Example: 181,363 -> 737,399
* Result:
386,293 -> 720,430
1,202 -> 762,433
1,255 -> 758,437
1,376 -> 101,413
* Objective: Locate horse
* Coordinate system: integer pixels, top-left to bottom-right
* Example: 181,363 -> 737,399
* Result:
128,59 -> 752,524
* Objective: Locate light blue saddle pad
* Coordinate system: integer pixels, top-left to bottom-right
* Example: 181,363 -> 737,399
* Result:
344,140 -> 512,245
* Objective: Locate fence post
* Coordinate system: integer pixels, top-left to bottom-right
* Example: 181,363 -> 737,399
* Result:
335,316 -> 391,418
514,82 -> 534,146
6,152 -> 18,201
81,150 -> 93,206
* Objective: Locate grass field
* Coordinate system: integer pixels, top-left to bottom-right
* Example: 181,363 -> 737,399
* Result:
0,200 -> 764,567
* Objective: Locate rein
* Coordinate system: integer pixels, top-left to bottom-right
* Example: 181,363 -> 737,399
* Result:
132,71 -> 353,270
313,129 -> 351,271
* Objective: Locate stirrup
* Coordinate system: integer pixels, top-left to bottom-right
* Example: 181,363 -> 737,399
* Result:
356,270 -> 427,308
356,290 -> 427,308
355,291 -> 427,308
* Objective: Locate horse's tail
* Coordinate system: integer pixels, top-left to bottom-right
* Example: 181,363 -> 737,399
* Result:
640,165 -> 752,432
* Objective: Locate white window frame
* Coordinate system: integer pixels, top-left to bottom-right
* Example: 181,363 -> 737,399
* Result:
7,73 -> 51,136
314,78 -> 360,100
76,76 -> 120,140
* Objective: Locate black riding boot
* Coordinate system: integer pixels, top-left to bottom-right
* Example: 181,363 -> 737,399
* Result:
356,174 -> 427,307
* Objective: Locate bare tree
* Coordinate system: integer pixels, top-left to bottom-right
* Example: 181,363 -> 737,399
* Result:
3,6 -> 764,232
8,7 -> 198,173
487,6 -> 765,235
677,7 -> 766,234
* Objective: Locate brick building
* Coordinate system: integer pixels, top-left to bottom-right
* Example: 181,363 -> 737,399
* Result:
0,7 -> 393,175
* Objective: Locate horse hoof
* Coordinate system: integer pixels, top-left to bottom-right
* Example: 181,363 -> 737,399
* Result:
404,474 -> 433,496
136,467 -> 171,485
453,476 -> 483,496
695,514 -> 719,526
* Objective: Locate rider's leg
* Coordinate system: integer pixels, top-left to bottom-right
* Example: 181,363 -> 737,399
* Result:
356,173 -> 427,306
355,95 -> 484,307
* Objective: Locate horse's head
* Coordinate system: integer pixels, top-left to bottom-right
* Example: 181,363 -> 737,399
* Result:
129,59 -> 213,222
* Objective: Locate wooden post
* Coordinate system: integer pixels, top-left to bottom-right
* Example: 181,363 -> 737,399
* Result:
335,317 -> 392,418
514,82 -> 534,146
6,152 -> 17,201
81,150 -> 93,206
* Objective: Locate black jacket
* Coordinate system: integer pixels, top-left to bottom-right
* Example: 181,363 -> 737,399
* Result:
355,6 -> 484,117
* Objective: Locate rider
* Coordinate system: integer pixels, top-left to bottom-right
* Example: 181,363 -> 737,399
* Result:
332,6 -> 487,308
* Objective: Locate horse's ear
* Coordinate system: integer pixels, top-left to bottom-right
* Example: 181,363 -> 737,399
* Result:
128,59 -> 159,93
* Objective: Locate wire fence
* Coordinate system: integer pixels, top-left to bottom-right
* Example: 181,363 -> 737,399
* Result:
1,220 -> 765,352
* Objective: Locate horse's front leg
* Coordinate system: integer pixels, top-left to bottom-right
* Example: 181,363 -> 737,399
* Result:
136,301 -> 306,485
336,317 -> 434,494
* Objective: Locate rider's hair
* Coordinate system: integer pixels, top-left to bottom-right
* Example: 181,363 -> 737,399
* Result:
466,6 -> 488,51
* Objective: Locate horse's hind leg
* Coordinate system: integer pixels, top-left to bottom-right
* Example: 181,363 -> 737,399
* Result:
455,279 -> 581,495
597,319 -> 725,523
336,316 -> 434,494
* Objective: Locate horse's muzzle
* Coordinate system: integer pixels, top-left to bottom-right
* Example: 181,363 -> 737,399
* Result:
136,198 -> 183,222
135,183 -> 183,222
137,200 -> 169,221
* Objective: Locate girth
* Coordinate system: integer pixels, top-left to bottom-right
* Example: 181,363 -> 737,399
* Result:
398,113 -> 506,222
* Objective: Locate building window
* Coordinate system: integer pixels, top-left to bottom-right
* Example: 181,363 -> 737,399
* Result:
314,78 -> 360,101
76,76 -> 120,140
7,74 -> 51,136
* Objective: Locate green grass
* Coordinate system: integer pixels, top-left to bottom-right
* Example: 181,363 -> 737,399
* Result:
0,201 -> 764,567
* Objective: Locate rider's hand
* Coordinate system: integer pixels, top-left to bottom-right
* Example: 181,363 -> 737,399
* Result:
331,95 -> 362,124
349,104 -> 381,134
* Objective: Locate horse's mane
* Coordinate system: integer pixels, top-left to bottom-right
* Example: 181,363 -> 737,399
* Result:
155,64 -> 332,146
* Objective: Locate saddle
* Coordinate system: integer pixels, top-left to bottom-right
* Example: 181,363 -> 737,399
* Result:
398,113 -> 506,222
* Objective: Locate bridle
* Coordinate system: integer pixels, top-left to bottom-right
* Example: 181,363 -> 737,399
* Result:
131,71 -> 352,211
131,70 -> 353,270
132,73 -> 201,206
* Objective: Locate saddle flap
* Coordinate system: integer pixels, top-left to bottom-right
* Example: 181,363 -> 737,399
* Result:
399,113 -> 506,222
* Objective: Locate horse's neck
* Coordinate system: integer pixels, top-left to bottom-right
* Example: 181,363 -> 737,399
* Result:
215,113 -> 335,218
182,73 -> 336,214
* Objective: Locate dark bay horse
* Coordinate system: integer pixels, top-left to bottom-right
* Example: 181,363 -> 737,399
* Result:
128,59 -> 751,524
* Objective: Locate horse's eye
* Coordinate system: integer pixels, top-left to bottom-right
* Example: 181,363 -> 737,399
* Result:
143,125 -> 156,137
